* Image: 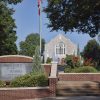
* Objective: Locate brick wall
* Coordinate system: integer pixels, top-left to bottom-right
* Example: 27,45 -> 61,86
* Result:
0,87 -> 50,100
58,73 -> 100,81
0,56 -> 57,99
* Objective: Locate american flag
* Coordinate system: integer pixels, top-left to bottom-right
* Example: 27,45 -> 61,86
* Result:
38,0 -> 42,16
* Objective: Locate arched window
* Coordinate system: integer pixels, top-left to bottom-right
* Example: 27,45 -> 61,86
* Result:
56,42 -> 65,55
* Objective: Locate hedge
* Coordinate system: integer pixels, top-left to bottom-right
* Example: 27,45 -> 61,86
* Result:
71,66 -> 98,73
0,80 -> 5,87
65,66 -> 98,73
10,73 -> 48,87
46,57 -> 52,63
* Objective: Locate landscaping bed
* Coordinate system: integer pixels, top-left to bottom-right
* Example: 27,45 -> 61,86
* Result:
64,66 -> 99,73
0,73 -> 48,88
64,55 -> 100,73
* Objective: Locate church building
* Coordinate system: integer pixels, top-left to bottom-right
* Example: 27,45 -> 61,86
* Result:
44,34 -> 77,64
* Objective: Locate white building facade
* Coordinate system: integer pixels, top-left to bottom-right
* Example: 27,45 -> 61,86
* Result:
44,34 -> 77,63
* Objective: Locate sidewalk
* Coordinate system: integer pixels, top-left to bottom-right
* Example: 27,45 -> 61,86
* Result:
21,96 -> 100,100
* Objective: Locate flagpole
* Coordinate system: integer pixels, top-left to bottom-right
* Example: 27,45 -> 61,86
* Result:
39,0 -> 42,56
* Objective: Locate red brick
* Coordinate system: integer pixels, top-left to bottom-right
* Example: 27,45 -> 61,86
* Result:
0,55 -> 33,63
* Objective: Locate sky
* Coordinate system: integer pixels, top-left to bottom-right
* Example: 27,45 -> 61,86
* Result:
12,0 -> 97,51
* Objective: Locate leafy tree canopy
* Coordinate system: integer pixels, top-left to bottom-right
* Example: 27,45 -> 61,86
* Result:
45,0 -> 100,37
0,1 -> 18,55
19,33 -> 45,57
0,0 -> 22,4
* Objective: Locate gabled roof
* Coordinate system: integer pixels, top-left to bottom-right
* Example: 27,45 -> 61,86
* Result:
46,33 -> 76,46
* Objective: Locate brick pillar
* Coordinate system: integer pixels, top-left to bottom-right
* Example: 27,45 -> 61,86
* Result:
49,62 -> 58,96
49,78 -> 57,96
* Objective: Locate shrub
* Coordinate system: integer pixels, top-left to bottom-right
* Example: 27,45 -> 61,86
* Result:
64,65 -> 72,73
10,74 -> 48,87
65,55 -> 73,67
72,56 -> 81,67
71,66 -> 98,73
0,80 -> 5,87
65,55 -> 81,68
96,65 -> 100,71
83,58 -> 94,66
36,75 -> 48,86
46,57 -> 52,63
32,46 -> 44,74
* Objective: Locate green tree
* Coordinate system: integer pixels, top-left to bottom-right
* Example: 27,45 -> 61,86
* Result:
83,39 -> 100,66
0,1 -> 19,55
44,0 -> 100,37
32,46 -> 44,74
19,33 -> 45,57
0,0 -> 22,4
98,34 -> 100,43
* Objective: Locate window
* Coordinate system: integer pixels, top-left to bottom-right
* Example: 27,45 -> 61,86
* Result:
56,42 -> 65,55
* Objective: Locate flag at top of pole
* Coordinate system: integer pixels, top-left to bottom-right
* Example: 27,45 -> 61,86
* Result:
38,0 -> 42,16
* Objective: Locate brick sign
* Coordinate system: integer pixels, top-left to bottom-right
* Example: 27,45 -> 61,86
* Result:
0,55 -> 33,81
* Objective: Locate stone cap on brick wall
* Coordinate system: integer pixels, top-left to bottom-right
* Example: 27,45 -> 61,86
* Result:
59,72 -> 100,74
0,87 -> 49,90
0,55 -> 33,63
